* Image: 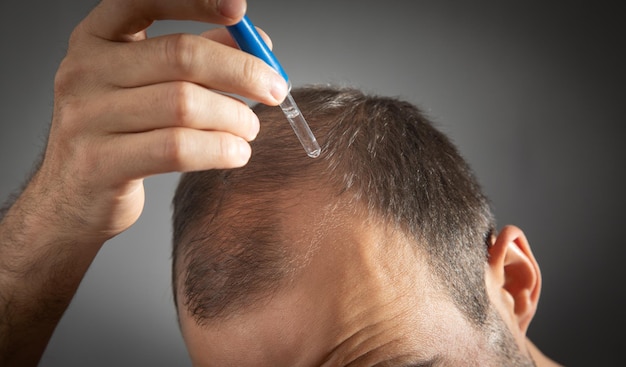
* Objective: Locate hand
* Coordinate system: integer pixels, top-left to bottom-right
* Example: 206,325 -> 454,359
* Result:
0,1 -> 288,365
35,0 -> 288,242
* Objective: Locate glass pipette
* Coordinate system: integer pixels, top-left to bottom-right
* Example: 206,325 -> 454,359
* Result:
227,15 -> 321,158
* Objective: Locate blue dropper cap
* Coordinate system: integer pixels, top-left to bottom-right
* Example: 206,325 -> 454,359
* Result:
226,15 -> 289,84
226,15 -> 321,158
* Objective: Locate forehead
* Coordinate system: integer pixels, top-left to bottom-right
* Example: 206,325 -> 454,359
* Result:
179,200 -> 482,366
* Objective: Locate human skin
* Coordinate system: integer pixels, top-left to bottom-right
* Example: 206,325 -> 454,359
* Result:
0,0 -> 563,365
0,0 -> 287,365
177,194 -> 562,366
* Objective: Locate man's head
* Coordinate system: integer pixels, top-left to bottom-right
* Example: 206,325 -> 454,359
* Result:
171,86 -> 542,366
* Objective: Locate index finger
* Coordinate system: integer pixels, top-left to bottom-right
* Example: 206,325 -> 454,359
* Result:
83,0 -> 247,41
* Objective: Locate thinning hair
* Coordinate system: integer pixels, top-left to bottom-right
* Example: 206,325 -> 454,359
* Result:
172,85 -> 495,326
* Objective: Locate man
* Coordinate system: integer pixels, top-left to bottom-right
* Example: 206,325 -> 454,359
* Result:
0,0 -> 281,365
171,86 -> 561,366
0,0 -> 561,366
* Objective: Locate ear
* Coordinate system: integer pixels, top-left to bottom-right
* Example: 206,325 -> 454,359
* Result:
487,225 -> 541,334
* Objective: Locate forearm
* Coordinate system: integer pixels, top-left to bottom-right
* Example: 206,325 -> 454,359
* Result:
0,180 -> 104,366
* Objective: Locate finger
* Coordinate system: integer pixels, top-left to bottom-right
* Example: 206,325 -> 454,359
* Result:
90,82 -> 260,141
102,34 -> 288,105
83,0 -> 247,41
102,128 -> 253,179
137,128 -> 253,174
200,27 -> 274,50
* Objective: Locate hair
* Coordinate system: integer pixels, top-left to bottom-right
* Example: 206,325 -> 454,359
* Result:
172,85 -> 496,327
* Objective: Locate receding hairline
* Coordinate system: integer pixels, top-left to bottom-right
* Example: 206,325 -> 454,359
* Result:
172,85 -> 495,326
173,178 -> 388,324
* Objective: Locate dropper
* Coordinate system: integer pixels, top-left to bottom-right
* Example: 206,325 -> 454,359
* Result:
227,15 -> 321,158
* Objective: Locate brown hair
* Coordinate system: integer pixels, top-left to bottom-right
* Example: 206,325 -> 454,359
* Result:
172,85 -> 495,326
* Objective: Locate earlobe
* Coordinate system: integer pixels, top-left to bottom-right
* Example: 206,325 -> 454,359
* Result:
487,225 -> 541,333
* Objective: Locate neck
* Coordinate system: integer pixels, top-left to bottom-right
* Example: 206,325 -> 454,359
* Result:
526,338 -> 562,367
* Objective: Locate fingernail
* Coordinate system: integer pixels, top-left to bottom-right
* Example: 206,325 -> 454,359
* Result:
270,74 -> 288,104
248,112 -> 260,141
235,138 -> 252,165
218,0 -> 246,20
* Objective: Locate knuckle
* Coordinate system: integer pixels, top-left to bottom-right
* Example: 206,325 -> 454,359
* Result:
160,129 -> 188,169
52,101 -> 81,134
68,20 -> 87,47
164,33 -> 197,74
53,58 -> 98,135
51,88 -> 88,138
215,134 -> 248,166
54,47 -> 100,101
168,82 -> 197,126
54,57 -> 82,97
239,56 -> 264,87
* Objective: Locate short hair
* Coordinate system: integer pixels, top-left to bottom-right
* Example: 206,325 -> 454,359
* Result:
172,85 -> 496,326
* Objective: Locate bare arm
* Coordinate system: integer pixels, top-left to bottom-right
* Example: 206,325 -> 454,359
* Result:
0,0 -> 287,364
0,174 -> 105,366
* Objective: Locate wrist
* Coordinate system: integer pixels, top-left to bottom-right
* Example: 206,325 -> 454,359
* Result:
0,180 -> 106,276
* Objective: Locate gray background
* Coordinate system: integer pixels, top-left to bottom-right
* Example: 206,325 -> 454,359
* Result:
1,1 -> 624,366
